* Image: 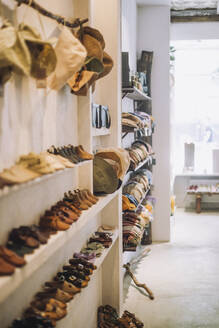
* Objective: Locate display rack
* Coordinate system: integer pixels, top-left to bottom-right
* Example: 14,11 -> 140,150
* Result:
122,127 -> 152,139
122,86 -> 152,101
121,63 -> 154,257
0,1 -> 122,327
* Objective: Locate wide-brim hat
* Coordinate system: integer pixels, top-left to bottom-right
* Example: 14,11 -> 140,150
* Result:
18,23 -> 57,80
97,51 -> 113,80
96,148 -> 130,179
93,156 -> 119,194
0,22 -> 31,76
68,70 -> 99,96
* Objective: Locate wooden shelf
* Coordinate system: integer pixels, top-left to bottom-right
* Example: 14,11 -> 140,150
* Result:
92,127 -> 111,137
56,229 -> 119,328
0,191 -> 119,304
122,86 -> 152,101
0,160 -> 92,200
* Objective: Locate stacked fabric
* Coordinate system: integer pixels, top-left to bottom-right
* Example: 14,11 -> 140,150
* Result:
126,140 -> 154,171
122,112 -> 153,133
122,196 -> 154,251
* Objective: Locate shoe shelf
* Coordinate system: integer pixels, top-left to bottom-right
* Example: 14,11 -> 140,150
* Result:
0,160 -> 92,200
56,229 -> 119,328
122,87 -> 152,101
92,127 -> 111,137
0,190 -> 120,305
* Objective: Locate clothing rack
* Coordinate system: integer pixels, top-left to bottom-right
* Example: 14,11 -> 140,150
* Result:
15,0 -> 88,28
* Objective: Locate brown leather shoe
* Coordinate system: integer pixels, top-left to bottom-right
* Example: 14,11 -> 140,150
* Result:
31,297 -> 67,310
36,287 -> 73,303
25,305 -> 67,321
0,246 -> 26,267
45,280 -> 81,294
0,257 -> 15,275
40,216 -> 70,231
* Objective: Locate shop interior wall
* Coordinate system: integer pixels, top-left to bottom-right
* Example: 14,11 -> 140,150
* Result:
137,5 -> 171,241
0,0 -> 78,171
121,0 -> 137,149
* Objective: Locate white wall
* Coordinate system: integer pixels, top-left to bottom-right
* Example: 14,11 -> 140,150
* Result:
138,5 -> 171,241
0,0 -> 78,171
121,0 -> 137,149
171,22 -> 219,40
122,0 -> 137,71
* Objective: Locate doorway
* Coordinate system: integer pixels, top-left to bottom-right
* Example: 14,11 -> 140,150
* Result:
171,39 -> 219,212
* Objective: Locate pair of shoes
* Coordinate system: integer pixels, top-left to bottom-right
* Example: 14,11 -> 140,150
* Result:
40,200 -> 80,231
119,310 -> 144,328
89,232 -> 113,248
12,316 -> 54,328
64,189 -> 98,211
0,246 -> 26,275
98,305 -> 119,328
24,297 -> 67,323
48,144 -> 93,164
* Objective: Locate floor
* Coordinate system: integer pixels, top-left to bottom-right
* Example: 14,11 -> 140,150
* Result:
123,208 -> 219,328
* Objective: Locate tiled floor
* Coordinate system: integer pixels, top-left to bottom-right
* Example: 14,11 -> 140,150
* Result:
123,208 -> 219,328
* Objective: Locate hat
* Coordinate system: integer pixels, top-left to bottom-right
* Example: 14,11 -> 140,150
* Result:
96,148 -> 130,180
0,22 -> 31,77
97,51 -> 113,79
93,156 -> 119,194
18,23 -> 57,80
68,70 -> 98,96
69,26 -> 113,96
48,26 -> 87,91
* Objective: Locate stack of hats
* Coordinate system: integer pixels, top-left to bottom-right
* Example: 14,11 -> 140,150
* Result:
123,169 -> 152,206
93,148 -> 130,194
126,140 -> 154,171
0,21 -> 113,95
122,112 -> 153,133
68,26 -> 113,96
122,195 -> 154,251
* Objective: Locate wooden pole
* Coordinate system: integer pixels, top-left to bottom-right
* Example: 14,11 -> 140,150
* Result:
15,0 -> 88,28
123,263 -> 154,300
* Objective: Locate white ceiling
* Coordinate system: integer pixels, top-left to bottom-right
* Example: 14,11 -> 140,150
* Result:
137,0 -> 170,6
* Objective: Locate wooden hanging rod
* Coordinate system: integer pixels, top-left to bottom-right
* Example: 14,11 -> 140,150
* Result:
15,0 -> 88,28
